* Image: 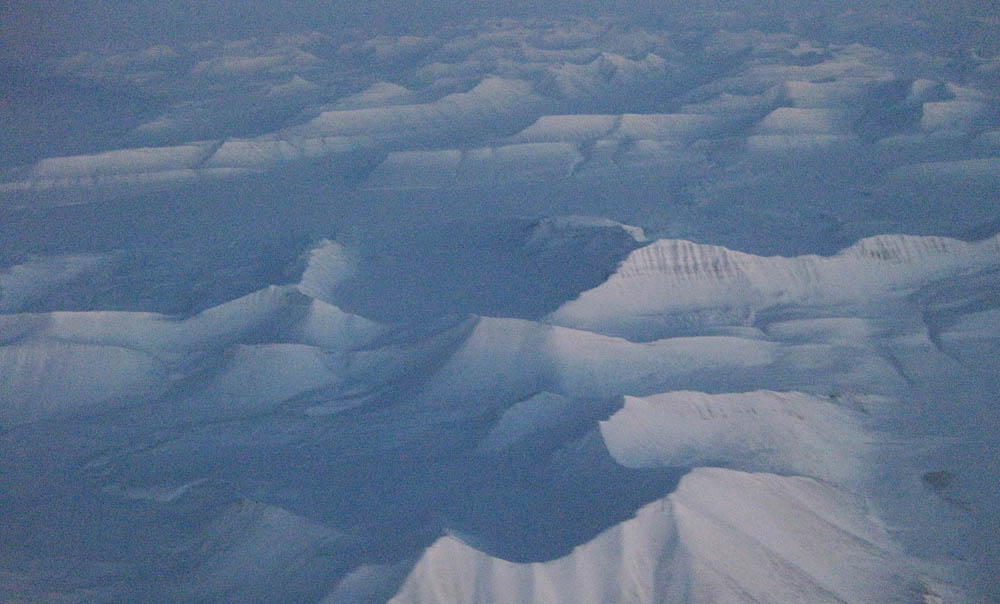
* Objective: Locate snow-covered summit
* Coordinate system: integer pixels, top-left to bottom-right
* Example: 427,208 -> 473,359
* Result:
549,232 -> 1000,339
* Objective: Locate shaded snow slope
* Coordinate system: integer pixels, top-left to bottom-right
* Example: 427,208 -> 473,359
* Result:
390,469 -> 919,604
0,341 -> 165,425
1,224 -> 996,602
0,254 -> 107,313
161,500 -> 354,603
4,15 -> 997,255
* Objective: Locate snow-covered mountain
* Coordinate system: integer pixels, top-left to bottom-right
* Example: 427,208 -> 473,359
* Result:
2,11 -> 999,604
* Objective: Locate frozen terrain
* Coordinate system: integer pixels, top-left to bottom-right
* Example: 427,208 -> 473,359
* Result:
2,9 -> 999,604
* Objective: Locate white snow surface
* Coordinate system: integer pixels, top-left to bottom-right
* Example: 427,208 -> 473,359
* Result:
0,223 -> 994,603
390,468 -> 915,604
30,144 -> 213,179
0,254 -> 106,313
2,14 -> 999,604
600,390 -> 874,486
0,342 -> 165,425
290,77 -> 541,140
171,500 -> 350,603
478,391 -> 577,453
297,239 -> 357,303
549,232 -> 1000,339
755,107 -> 850,134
